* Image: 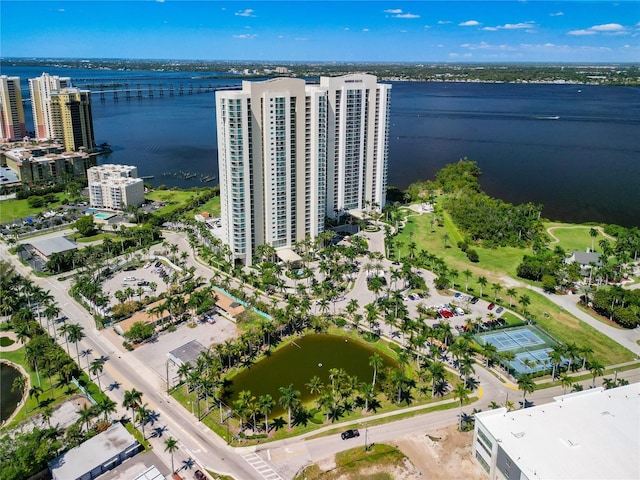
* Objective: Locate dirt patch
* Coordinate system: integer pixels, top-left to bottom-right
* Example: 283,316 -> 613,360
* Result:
395,425 -> 485,480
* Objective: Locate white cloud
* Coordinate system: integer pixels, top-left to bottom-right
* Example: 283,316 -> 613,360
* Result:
362,28 -> 370,32
568,23 -> 626,36
461,42 -> 516,51
344,27 -> 350,31
155,0 -> 165,3
233,34 -> 257,39
58,8 -> 65,12
550,11 -> 564,17
568,29 -> 596,36
235,9 -> 255,17
591,23 -> 625,32
423,25 -> 431,30
483,21 -> 536,31
384,9 -> 420,19
459,20 -> 481,27
437,20 -> 452,25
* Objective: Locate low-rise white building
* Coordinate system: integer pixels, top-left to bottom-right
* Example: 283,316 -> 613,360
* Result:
88,164 -> 144,210
473,383 -> 639,480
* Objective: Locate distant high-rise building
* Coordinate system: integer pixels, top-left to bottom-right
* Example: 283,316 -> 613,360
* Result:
29,73 -> 71,141
50,88 -> 95,152
0,75 -> 26,141
216,74 -> 391,265
29,73 -> 95,152
320,74 -> 391,218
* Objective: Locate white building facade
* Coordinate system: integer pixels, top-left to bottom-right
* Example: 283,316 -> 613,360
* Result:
87,164 -> 144,210
0,75 -> 26,141
29,73 -> 71,141
216,75 -> 390,265
473,383 -> 640,480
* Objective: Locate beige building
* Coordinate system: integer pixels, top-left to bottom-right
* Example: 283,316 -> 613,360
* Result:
29,73 -> 95,152
1,143 -> 93,184
87,164 -> 144,210
0,75 -> 26,141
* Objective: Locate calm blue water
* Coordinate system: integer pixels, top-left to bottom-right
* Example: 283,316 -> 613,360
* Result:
3,65 -> 639,227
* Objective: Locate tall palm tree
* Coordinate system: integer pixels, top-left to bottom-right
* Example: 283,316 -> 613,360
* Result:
477,276 -> 488,297
278,384 -> 301,428
559,373 -> 573,394
462,269 -> 473,292
123,388 -> 143,424
518,294 -> 531,316
369,353 -> 384,388
58,322 -> 71,355
76,403 -> 95,433
589,227 -> 598,252
90,359 -> 105,391
67,324 -> 85,363
257,394 -> 274,433
136,403 -> 151,439
506,288 -> 517,307
588,359 -> 605,387
97,396 -> 117,422
452,383 -> 469,431
164,437 -> 179,473
517,374 -> 535,406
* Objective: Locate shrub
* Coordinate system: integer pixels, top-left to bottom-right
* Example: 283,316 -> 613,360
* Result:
466,249 -> 479,262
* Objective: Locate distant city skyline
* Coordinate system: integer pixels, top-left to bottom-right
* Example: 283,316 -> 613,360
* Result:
1,1 -> 639,63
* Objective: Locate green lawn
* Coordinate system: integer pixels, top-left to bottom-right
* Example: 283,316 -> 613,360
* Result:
394,208 -> 636,365
0,193 -> 72,223
72,232 -> 119,243
187,195 -> 221,218
544,222 -> 613,253
146,189 -> 201,216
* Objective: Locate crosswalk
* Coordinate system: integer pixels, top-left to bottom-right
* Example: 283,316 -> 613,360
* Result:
242,452 -> 284,480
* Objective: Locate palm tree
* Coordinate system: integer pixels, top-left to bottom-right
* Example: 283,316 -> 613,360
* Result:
517,374 -> 535,406
462,269 -> 472,292
77,403 -> 95,433
29,385 -> 43,407
559,373 -> 573,394
369,353 -> 384,388
97,396 -> 117,422
67,324 -> 85,363
477,276 -> 488,297
491,283 -> 502,302
165,437 -> 179,473
90,359 -> 105,391
136,403 -> 152,439
305,376 -> 324,397
257,394 -> 275,433
518,294 -> 531,316
58,322 -> 72,355
278,384 -> 301,428
589,227 -> 598,252
452,383 -> 469,431
123,388 -> 143,423
506,288 -> 517,307
588,359 -> 605,388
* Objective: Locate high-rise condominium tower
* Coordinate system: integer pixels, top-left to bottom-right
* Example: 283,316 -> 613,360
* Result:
216,78 -> 328,266
0,75 -> 26,141
216,74 -> 391,266
29,73 -> 95,151
29,73 -> 71,140
320,74 -> 391,218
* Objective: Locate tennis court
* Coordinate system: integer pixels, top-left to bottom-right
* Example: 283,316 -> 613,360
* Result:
474,325 -> 561,376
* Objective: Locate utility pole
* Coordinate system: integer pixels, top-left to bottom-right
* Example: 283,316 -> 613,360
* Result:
364,423 -> 369,451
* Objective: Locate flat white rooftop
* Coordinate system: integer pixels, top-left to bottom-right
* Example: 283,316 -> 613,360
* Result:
476,383 -> 640,480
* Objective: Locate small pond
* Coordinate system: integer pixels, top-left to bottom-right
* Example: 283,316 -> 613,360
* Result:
1,362 -> 24,423
227,334 -> 397,415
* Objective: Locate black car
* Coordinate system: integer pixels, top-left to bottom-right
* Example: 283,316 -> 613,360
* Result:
470,297 -> 480,304
194,470 -> 206,480
341,429 -> 360,440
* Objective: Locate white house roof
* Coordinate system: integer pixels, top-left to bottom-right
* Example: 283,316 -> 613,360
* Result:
476,383 -> 640,480
29,236 -> 77,257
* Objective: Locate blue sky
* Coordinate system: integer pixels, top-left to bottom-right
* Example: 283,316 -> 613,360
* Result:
1,1 -> 639,62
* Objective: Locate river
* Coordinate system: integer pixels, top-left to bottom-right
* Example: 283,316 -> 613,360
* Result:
4,66 -> 639,227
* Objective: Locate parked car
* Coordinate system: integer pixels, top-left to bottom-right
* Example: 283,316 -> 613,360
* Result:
470,297 -> 479,304
341,429 -> 360,440
488,303 -> 495,310
194,470 -> 206,480
496,306 -> 504,314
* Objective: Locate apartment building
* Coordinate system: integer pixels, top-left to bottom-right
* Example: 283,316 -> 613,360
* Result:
215,75 -> 390,265
216,78 -> 328,265
0,75 -> 26,141
29,73 -> 95,151
2,143 -> 93,184
87,164 -> 144,210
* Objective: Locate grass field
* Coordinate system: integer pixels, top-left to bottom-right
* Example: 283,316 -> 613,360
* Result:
394,207 -> 635,365
0,193 -> 72,223
145,189 -> 201,216
544,222 -> 615,253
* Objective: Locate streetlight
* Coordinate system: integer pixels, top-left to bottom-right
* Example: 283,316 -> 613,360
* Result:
364,423 -> 369,451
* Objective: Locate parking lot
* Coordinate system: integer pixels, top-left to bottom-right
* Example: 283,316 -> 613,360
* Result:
102,260 -> 173,307
131,316 -> 239,385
